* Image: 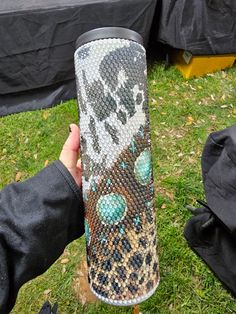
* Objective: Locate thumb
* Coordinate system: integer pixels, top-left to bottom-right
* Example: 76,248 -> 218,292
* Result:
59,124 -> 80,172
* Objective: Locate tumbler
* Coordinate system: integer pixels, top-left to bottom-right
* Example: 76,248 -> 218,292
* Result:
74,27 -> 160,306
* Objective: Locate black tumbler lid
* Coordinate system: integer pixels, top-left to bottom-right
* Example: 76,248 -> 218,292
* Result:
76,27 -> 143,49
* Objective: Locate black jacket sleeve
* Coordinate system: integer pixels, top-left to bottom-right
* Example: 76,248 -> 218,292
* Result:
0,160 -> 84,314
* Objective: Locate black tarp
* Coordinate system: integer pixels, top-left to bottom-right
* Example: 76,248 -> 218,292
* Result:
184,125 -> 236,297
0,0 -> 157,116
154,0 -> 236,55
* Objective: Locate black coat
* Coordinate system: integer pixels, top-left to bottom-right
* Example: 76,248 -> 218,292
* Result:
0,160 -> 84,313
185,125 -> 236,296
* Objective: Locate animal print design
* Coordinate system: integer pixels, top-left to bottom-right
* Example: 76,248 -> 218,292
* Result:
74,37 -> 159,305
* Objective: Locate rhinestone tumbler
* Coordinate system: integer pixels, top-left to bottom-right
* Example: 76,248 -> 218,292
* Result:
74,27 -> 160,306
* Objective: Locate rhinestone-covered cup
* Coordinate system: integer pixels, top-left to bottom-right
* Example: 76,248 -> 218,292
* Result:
74,27 -> 160,306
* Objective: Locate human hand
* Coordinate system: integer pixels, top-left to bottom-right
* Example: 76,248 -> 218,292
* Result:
59,124 -> 82,188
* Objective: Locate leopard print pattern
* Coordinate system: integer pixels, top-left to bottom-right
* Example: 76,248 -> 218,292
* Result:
74,37 -> 159,306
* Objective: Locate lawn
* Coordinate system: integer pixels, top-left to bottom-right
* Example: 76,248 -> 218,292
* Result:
0,63 -> 236,313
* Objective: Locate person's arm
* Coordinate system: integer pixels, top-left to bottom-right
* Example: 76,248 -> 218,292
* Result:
0,124 -> 84,314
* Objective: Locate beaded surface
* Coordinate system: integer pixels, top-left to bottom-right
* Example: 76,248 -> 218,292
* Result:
74,38 -> 159,305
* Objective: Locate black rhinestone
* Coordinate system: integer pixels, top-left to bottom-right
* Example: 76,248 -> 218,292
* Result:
90,268 -> 96,279
113,237 -> 120,246
97,273 -> 108,285
139,237 -> 147,248
100,290 -> 109,298
122,238 -> 132,253
145,253 -> 152,265
113,250 -> 122,262
102,260 -> 112,271
139,277 -> 145,285
92,283 -> 108,298
153,262 -> 158,273
127,284 -> 138,294
135,224 -> 142,233
146,280 -> 154,290
146,212 -> 153,224
116,266 -> 126,280
88,275 -> 91,284
101,247 -> 110,256
130,272 -> 138,281
129,253 -> 143,270
92,283 -> 99,294
111,280 -> 121,294
91,255 -> 98,264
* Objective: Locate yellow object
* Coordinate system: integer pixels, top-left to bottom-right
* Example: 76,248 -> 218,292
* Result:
173,50 -> 236,79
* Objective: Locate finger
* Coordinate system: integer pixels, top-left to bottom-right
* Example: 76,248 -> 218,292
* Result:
76,164 -> 82,188
59,124 -> 80,170
77,158 -> 82,170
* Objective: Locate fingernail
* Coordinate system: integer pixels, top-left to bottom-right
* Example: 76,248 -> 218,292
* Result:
69,126 -> 72,133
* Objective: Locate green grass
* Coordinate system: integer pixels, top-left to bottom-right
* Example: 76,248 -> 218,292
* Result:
0,63 -> 236,313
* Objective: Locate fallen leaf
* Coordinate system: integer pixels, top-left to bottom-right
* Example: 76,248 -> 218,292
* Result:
169,304 -> 174,311
186,116 -> 194,125
221,105 -> 228,108
233,108 -> 236,115
151,98 -> 157,104
62,249 -> 71,257
189,85 -> 196,91
62,265 -> 67,274
43,111 -> 50,120
44,289 -> 52,295
61,258 -> 69,264
72,256 -> 98,305
34,154 -> 38,160
209,115 -> 216,121
221,71 -> 227,78
133,305 -> 140,314
161,204 -> 167,209
15,172 -> 22,182
166,191 -> 175,201
44,160 -> 49,167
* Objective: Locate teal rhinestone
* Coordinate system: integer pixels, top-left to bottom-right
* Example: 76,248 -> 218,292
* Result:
97,193 -> 127,225
84,219 -> 91,245
134,149 -> 152,185
129,139 -> 137,153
